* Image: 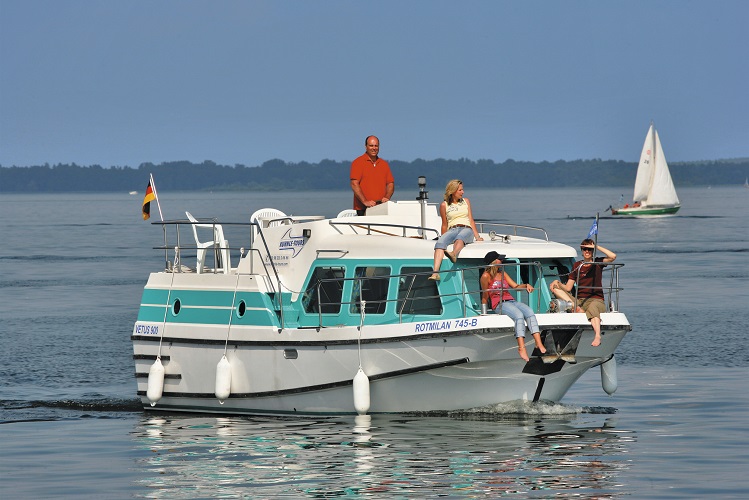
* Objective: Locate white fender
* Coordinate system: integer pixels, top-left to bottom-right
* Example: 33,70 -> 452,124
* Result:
147,357 -> 165,406
353,367 -> 370,415
215,355 -> 232,403
600,356 -> 618,395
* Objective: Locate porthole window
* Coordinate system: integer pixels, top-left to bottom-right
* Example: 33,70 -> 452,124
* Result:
236,300 -> 246,318
171,298 -> 181,316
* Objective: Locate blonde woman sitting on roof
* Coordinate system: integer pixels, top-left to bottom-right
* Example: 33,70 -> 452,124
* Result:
428,179 -> 482,280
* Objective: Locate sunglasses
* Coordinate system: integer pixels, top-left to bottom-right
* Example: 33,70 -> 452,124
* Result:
580,247 -> 595,252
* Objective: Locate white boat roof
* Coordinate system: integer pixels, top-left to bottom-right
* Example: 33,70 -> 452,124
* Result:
238,200 -> 577,295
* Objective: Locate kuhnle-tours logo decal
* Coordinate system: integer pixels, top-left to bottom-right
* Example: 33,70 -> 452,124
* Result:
278,228 -> 306,257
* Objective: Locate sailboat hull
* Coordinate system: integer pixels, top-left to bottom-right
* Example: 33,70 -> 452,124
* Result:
611,204 -> 680,216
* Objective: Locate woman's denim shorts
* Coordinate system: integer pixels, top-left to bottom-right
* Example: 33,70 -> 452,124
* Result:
434,226 -> 475,250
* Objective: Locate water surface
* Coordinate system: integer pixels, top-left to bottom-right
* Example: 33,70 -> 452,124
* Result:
1,186 -> 748,498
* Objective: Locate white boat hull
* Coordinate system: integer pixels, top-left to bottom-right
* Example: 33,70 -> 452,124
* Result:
133,315 -> 628,415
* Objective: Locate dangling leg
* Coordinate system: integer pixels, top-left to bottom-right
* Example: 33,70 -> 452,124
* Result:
447,239 -> 465,263
516,336 -> 530,362
500,301 -> 530,361
519,302 -> 546,354
531,332 -> 546,354
590,316 -> 602,347
581,298 -> 605,346
429,249 -> 445,280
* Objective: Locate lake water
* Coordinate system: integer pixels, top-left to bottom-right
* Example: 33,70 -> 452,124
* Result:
1,185 -> 748,498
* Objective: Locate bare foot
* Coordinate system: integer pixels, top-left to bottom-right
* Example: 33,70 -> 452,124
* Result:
532,333 -> 546,354
445,251 -> 457,263
428,273 -> 440,281
518,346 -> 530,362
591,336 -> 601,347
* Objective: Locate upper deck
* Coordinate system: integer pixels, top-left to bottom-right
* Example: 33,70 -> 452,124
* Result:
144,200 -> 623,331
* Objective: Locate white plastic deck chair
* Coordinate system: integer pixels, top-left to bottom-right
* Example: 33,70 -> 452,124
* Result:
185,211 -> 231,274
336,209 -> 357,218
250,208 -> 288,245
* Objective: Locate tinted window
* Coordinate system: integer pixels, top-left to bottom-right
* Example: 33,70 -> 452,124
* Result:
303,266 -> 345,314
351,266 -> 390,315
397,267 -> 442,316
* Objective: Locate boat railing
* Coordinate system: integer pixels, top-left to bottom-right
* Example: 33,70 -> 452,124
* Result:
151,219 -> 280,280
152,218 -> 288,327
329,220 -> 441,239
476,222 -> 549,241
330,219 -> 548,242
152,218 -> 239,274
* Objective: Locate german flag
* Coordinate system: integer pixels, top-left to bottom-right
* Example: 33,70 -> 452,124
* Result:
142,181 -> 156,220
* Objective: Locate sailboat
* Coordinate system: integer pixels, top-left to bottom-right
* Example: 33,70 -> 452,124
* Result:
611,122 -> 680,216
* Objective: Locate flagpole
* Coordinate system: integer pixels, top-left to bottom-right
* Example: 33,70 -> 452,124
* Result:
149,173 -> 164,222
146,173 -> 169,269
593,212 -> 599,250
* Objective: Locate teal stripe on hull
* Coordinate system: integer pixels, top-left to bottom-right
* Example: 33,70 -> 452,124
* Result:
137,288 -> 282,327
137,305 -> 170,323
140,288 -> 169,304
141,288 -> 272,309
136,308 -> 279,327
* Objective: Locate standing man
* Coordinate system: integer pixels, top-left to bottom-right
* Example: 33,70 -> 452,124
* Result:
350,135 -> 394,215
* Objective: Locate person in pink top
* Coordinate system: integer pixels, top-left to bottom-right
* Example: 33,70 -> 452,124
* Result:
480,251 -> 546,361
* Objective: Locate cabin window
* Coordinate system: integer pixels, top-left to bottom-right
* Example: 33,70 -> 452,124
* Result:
303,266 -> 345,314
350,266 -> 390,315
462,266 -> 482,308
397,267 -> 442,316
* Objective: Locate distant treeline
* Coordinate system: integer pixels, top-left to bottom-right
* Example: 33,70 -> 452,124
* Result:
1,157 -> 748,193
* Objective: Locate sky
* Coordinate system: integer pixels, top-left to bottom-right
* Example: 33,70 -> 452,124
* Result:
1,0 -> 747,168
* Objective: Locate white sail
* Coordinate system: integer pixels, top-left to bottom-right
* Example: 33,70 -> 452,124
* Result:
643,130 -> 679,207
614,122 -> 680,215
632,124 -> 654,203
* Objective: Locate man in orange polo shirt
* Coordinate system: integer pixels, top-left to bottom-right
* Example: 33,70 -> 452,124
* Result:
350,135 -> 395,215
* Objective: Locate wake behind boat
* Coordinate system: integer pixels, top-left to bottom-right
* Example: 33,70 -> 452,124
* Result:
132,179 -> 630,416
611,121 -> 680,216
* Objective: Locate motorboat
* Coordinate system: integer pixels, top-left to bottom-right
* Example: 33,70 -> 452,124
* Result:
133,179 -> 630,415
